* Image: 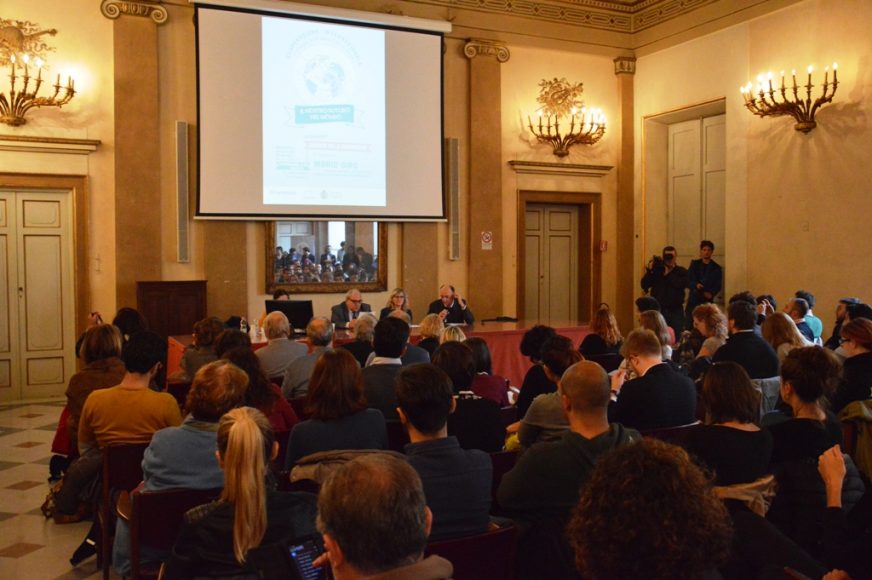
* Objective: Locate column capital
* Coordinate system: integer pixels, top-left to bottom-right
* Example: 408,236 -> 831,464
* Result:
101,0 -> 168,25
614,56 -> 636,75
464,39 -> 510,63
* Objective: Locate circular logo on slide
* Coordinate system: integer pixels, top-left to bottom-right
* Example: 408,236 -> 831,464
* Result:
302,55 -> 345,100
291,32 -> 359,104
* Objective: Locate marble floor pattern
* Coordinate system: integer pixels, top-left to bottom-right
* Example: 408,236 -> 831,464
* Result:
0,399 -> 120,579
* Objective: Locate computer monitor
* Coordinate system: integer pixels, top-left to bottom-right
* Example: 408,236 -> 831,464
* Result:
265,300 -> 314,335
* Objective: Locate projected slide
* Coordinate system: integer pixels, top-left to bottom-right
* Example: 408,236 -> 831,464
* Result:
262,17 -> 386,207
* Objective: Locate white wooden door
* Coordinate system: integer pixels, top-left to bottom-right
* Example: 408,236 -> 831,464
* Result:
668,115 -> 726,291
524,204 -> 579,324
0,190 -> 76,401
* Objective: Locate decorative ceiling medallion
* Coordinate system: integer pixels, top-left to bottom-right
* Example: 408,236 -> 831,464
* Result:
100,0 -> 169,25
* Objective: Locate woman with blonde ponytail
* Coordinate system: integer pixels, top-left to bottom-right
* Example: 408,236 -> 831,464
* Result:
164,407 -> 318,579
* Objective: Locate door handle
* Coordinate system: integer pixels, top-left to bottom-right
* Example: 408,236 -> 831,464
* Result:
18,286 -> 23,298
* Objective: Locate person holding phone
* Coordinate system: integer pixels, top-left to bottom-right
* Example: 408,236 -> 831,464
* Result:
427,285 -> 474,325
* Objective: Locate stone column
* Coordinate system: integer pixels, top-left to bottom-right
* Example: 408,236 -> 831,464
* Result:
101,1 -> 167,308
464,40 -> 509,320
614,56 -> 636,333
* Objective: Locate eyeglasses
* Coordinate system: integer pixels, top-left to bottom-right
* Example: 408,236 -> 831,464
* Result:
348,299 -> 362,304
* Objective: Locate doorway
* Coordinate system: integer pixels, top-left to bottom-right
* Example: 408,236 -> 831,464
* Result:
0,178 -> 86,402
518,191 -> 600,324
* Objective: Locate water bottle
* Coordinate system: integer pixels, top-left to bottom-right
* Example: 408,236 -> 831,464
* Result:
239,317 -> 248,334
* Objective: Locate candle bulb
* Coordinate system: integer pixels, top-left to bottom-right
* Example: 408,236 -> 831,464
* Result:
792,69 -> 797,88
833,62 -> 838,84
807,65 -> 813,87
824,66 -> 829,86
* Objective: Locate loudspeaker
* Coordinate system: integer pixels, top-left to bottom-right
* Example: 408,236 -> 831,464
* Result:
175,121 -> 190,263
444,137 -> 460,261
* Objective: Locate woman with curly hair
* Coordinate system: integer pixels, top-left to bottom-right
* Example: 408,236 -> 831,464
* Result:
692,303 -> 728,359
578,303 -> 623,358
761,312 -> 811,362
567,439 -> 733,580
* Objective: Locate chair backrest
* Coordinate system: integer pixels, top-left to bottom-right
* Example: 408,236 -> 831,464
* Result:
425,525 -> 518,580
751,376 -> 781,415
103,443 -> 150,493
489,450 -> 519,517
640,421 -> 700,445
273,430 -> 291,472
165,381 -> 192,413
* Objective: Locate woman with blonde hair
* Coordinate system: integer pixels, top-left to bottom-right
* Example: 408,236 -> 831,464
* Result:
639,310 -> 673,359
579,303 -> 623,357
692,303 -> 729,358
379,287 -> 413,321
165,407 -> 317,579
418,313 -> 444,356
762,312 -> 811,362
440,325 -> 467,344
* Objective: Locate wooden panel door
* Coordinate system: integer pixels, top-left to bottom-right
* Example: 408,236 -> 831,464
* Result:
0,192 -> 18,399
524,204 -> 579,324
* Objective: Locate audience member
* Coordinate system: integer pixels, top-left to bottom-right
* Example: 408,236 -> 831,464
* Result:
578,303 -> 623,358
517,337 -> 583,450
684,362 -> 773,486
164,408 -> 318,579
761,312 -> 812,362
516,325 -> 558,418
692,303 -> 728,358
712,300 -> 779,379
427,284 -> 475,324
213,329 -> 252,358
824,297 -> 859,350
112,307 -> 150,343
396,363 -> 492,541
433,341 -> 505,452
281,317 -> 332,400
331,288 -> 372,329
417,313 -> 444,357
338,311 -> 376,367
465,337 -> 510,405
65,324 -> 126,454
286,349 -> 387,467
439,325 -> 467,344
831,318 -> 872,412
795,290 -> 823,343
639,309 -> 673,357
784,297 -> 815,343
756,293 -> 777,325
223,348 -> 298,433
177,317 -> 224,381
609,329 -> 697,431
387,310 -> 430,364
380,287 -> 413,321
255,311 -> 307,378
641,245 -> 689,337
113,360 -> 249,576
685,240 -> 723,329
567,439 -> 732,580
315,454 -> 453,579
361,317 -> 408,420
500,360 -> 640,579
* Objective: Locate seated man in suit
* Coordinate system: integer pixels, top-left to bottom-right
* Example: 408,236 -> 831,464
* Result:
427,285 -> 475,325
396,363 -> 492,541
362,317 -> 409,420
713,300 -> 780,379
609,329 -> 697,431
330,288 -> 371,329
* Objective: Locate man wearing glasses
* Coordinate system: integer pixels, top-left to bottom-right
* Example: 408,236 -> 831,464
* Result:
331,288 -> 372,329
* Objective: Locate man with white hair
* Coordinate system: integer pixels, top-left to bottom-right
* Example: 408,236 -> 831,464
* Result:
331,288 -> 372,329
255,311 -> 307,378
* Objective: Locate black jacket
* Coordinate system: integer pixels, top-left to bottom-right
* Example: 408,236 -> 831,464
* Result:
609,363 -> 697,431
712,330 -> 779,379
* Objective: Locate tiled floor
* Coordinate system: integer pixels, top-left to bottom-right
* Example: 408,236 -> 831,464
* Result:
0,399 -> 119,579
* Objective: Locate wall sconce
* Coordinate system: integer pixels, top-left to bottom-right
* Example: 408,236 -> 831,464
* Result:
527,77 -> 605,157
0,20 -> 76,127
740,63 -> 838,133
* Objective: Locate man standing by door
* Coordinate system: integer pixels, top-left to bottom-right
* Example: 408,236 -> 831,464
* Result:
685,240 -> 722,329
641,246 -> 688,339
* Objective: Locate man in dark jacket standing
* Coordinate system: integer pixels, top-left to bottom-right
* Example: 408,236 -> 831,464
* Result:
641,245 -> 689,337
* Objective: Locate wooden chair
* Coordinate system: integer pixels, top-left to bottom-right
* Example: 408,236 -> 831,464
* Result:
640,421 -> 700,446
164,381 -> 192,413
386,420 -> 409,452
117,487 -> 222,580
425,524 -> 518,580
99,443 -> 150,579
489,450 -> 519,517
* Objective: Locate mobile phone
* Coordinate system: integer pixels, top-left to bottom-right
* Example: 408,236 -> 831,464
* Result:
286,536 -> 328,580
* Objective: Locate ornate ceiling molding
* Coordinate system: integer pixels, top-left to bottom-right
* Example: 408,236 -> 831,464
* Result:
464,39 -> 510,62
410,0 -> 721,33
100,1 -> 169,25
508,160 -> 613,178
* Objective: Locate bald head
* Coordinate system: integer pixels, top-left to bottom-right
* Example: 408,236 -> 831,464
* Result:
307,316 -> 333,346
559,361 -> 611,412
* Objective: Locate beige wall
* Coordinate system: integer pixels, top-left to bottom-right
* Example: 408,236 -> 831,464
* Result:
635,0 -> 871,332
